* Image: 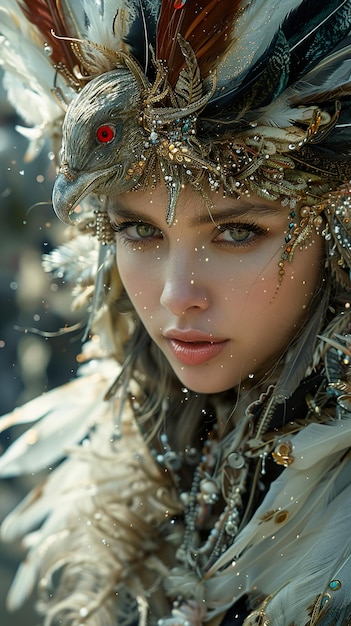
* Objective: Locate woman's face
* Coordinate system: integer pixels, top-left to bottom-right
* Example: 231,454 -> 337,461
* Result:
110,185 -> 324,394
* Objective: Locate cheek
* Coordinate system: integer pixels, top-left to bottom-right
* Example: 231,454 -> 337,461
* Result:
224,247 -> 320,336
221,250 -> 282,311
116,250 -> 159,313
264,247 -> 323,334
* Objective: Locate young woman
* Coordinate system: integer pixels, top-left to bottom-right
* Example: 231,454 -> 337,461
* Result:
0,1 -> 351,624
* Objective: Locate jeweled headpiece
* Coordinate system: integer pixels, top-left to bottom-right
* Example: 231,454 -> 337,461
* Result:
1,0 -> 351,283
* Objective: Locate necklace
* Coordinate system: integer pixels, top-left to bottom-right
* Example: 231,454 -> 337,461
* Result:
153,385 -> 280,576
150,373 -> 341,626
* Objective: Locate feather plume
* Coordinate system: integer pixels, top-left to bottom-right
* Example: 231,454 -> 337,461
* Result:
211,0 -> 304,94
19,0 -> 78,72
0,0 -> 71,158
157,0 -> 241,86
201,422 -> 351,621
282,0 -> 351,84
256,486 -> 351,624
0,358 -> 120,477
2,403 -> 182,623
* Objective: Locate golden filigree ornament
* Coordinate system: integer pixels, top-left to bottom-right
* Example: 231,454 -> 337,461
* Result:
274,203 -> 325,290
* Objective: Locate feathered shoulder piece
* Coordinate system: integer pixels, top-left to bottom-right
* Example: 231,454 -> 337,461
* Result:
0,349 -> 183,625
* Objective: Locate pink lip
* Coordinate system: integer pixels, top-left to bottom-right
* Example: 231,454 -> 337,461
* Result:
163,330 -> 228,366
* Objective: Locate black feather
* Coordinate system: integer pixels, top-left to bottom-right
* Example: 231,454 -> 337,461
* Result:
283,0 -> 351,84
203,30 -> 291,124
123,0 -> 160,75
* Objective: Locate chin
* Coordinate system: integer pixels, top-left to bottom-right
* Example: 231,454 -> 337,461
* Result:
173,370 -> 237,395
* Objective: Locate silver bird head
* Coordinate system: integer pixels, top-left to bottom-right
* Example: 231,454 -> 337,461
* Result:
52,67 -> 146,222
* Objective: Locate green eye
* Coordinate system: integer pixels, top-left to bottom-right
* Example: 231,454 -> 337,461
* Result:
214,221 -> 267,247
228,227 -> 251,242
136,224 -> 157,238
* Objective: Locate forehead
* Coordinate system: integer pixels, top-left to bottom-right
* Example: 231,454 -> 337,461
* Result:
108,185 -> 288,224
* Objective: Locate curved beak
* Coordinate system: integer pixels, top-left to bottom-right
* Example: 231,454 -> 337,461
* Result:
52,164 -> 122,222
52,171 -> 99,222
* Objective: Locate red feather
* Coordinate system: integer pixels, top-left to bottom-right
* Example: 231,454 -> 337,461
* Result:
20,0 -> 78,75
156,0 -> 243,86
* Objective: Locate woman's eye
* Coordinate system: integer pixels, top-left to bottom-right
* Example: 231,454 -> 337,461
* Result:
214,223 -> 262,245
133,223 -> 158,238
113,221 -> 162,241
219,226 -> 252,242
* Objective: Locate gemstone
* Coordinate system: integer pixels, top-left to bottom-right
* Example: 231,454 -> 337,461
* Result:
329,580 -> 341,591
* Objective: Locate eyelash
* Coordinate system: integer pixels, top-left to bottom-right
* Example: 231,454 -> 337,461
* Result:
112,220 -> 163,247
112,219 -> 268,249
213,222 -> 268,247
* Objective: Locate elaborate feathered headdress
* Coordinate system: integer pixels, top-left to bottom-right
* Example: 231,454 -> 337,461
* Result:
1,0 -> 351,287
0,0 -> 351,343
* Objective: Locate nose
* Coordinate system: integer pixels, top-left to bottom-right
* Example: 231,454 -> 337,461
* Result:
160,250 -> 210,316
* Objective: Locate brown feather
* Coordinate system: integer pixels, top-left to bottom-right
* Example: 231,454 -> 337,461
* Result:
156,0 -> 242,86
20,0 -> 78,76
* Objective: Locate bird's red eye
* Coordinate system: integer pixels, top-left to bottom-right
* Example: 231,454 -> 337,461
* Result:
96,124 -> 116,143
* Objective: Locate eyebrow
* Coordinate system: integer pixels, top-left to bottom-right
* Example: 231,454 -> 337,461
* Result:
108,202 -> 283,226
195,204 -> 282,225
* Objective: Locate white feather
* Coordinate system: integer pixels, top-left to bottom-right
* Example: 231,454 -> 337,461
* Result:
216,0 -> 304,87
0,358 -> 120,477
202,419 -> 351,620
0,3 -> 70,159
259,484 -> 351,624
2,406 -> 181,621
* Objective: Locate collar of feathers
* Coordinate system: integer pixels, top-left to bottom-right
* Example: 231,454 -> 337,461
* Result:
0,332 -> 351,625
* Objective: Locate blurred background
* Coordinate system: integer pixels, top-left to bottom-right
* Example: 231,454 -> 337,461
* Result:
0,72 -> 82,625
